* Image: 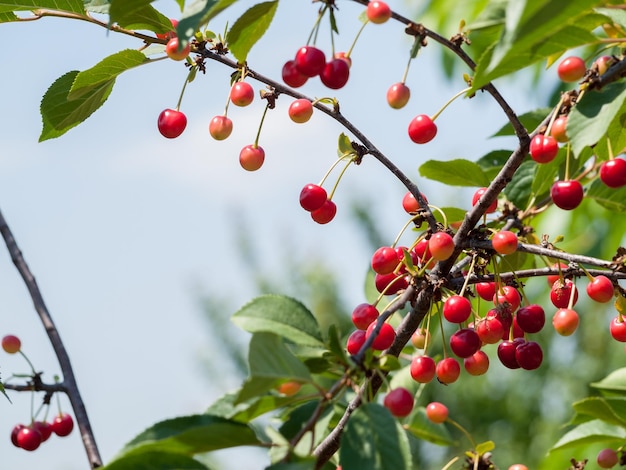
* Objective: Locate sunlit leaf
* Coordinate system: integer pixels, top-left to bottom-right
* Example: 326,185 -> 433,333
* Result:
572,397 -> 626,427
100,451 -> 211,470
419,159 -> 490,187
228,1 -> 277,62
592,367 -> 626,393
177,0 -> 239,46
550,419 -> 626,451
0,0 -> 84,13
586,179 -> 626,213
109,0 -> 173,33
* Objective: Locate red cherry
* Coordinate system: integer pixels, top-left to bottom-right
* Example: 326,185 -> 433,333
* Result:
594,55 -> 613,75
17,427 -> 42,451
156,18 -> 178,40
383,388 -> 414,417
288,99 -> 313,123
2,334 -> 21,353
402,191 -> 428,214
509,465 -> 529,470
311,199 -> 337,224
408,115 -> 437,144
492,230 -> 518,255
529,134 -> 559,163
428,232 -> 454,261
295,46 -> 326,77
493,285 -> 521,312
497,339 -> 523,369
412,239 -> 435,269
550,116 -> 569,143
365,322 -> 396,350
610,317 -> 626,342
443,295 -> 472,323
299,184 -> 327,212
157,109 -> 187,139
551,180 -> 584,210
165,37 -> 190,61
472,187 -> 497,213
557,56 -> 586,82
282,60 -> 308,87
230,82 -> 254,107
550,279 -> 578,309
366,1 -> 392,24
464,350 -> 489,376
425,402 -> 448,423
476,314 -> 505,344
239,144 -> 265,171
51,413 -> 74,437
600,158 -> 626,188
515,340 -> 543,370
436,357 -> 460,384
449,328 -> 481,358
374,272 -> 408,295
387,82 -> 410,109
334,51 -> 352,68
32,421 -> 52,442
516,304 -> 545,333
320,58 -> 350,89
410,355 -> 436,383
10,424 -> 25,447
552,308 -> 579,336
351,303 -> 379,330
547,262 -> 568,286
346,329 -> 366,355
597,448 -> 619,468
587,275 -> 614,303
475,282 -> 496,301
371,246 -> 400,274
208,115 -> 233,140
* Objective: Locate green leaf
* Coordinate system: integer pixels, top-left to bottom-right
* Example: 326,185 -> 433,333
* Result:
337,132 -> 354,157
491,108 -> 552,137
232,295 -> 324,347
503,160 -> 535,209
437,207 -> 467,225
100,450 -> 211,470
340,403 -> 412,470
0,11 -> 17,21
586,179 -> 626,213
531,150 -> 565,197
206,390 -> 305,423
109,0 -> 173,33
265,462 -> 316,470
405,407 -> 456,446
550,419 -> 626,452
0,0 -> 84,14
475,440 -> 495,455
40,71 -> 114,142
419,159 -> 490,187
70,49 -> 150,99
177,0 -> 239,45
595,7 -> 626,30
572,397 -> 626,427
236,332 -> 312,403
84,0 -> 110,14
113,414 -> 261,460
568,82 -> 626,157
592,368 -> 626,393
228,1 -> 277,62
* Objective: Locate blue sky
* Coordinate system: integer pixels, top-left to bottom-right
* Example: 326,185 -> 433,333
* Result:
0,1 -> 547,468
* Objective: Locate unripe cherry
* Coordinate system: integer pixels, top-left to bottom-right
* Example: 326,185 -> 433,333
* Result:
425,402 -> 448,423
428,232 -> 454,261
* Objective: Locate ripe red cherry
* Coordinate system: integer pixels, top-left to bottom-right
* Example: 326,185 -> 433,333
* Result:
208,115 -> 233,140
320,58 -> 350,89
610,317 -> 626,342
387,83 -> 411,109
32,421 -> 52,442
2,334 -> 21,353
425,402 -> 449,423
475,282 -> 496,301
288,99 -> 313,124
371,246 -> 400,274
550,279 -> 578,308
165,37 -> 190,61
408,115 -> 437,144
436,357 -> 460,384
529,134 -> 559,163
552,308 -> 579,336
551,180 -> 584,210
476,314 -> 505,344
11,424 -> 25,447
492,230 -> 518,255
449,328 -> 481,358
383,387 -> 414,417
412,239 -> 435,269
508,465 -> 529,470
311,199 -> 337,224
366,322 -> 396,350
428,232 -> 454,261
156,18 -> 178,40
17,427 -> 42,451
516,304 -> 545,333
493,285 -> 521,312
497,339 -> 523,369
587,275 -> 614,303
299,184 -> 327,212
334,51 -> 352,67
230,82 -> 254,107
472,187 -> 497,213
410,355 -> 436,383
295,46 -> 326,77
239,144 -> 265,171
366,1 -> 392,24
551,116 -> 569,143
547,262 -> 568,286
157,109 -> 187,139
351,303 -> 379,330
597,448 -> 619,468
443,295 -> 472,323
402,191 -> 428,213
51,413 -> 74,437
374,272 -> 408,294
346,329 -> 366,355
557,56 -> 586,82
515,340 -> 543,370
282,60 -> 308,87
464,350 -> 489,376
600,158 -> 626,188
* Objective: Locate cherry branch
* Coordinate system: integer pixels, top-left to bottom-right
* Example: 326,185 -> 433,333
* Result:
0,209 -> 102,468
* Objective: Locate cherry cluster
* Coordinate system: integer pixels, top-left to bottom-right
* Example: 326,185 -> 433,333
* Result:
2,335 -> 75,452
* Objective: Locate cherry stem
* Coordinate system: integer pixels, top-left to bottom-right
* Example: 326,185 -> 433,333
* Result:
459,255 -> 476,297
567,280 -> 578,310
254,103 -> 270,148
345,18 -> 369,58
327,156 -> 354,200
401,34 -> 420,84
431,87 -> 471,122
307,4 -> 329,46
175,66 -> 195,111
19,350 -> 38,376
446,417 -> 477,449
544,95 -> 564,136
